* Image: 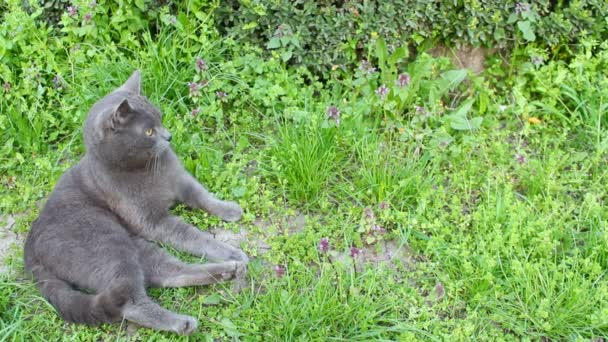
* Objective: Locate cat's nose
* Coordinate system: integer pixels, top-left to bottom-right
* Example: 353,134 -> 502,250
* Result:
161,129 -> 172,142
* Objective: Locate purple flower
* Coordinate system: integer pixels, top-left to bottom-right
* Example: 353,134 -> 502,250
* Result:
415,106 -> 428,116
83,12 -> 92,23
363,207 -> 375,220
187,81 -> 206,97
434,282 -> 445,302
191,108 -> 201,116
274,265 -> 286,278
378,201 -> 389,211
396,73 -> 411,87
359,60 -> 377,74
375,84 -> 389,100
350,247 -> 362,258
215,91 -> 228,101
2,82 -> 11,92
318,237 -> 329,253
530,55 -> 544,67
52,75 -> 64,89
515,153 -> 527,164
195,57 -> 207,72
515,2 -> 531,14
326,105 -> 341,125
372,224 -> 386,234
67,5 -> 78,17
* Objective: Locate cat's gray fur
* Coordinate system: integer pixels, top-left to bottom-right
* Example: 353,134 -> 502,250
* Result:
24,70 -> 248,335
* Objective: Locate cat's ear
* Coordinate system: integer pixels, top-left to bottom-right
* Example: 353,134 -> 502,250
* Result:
116,70 -> 141,95
109,99 -> 133,130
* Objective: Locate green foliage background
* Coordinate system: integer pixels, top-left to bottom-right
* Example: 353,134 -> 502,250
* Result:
1,0 -> 608,340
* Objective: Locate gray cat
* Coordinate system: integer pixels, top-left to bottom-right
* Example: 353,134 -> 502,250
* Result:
24,70 -> 248,335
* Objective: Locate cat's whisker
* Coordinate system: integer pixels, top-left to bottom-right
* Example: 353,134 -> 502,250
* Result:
153,153 -> 159,178
145,152 -> 154,174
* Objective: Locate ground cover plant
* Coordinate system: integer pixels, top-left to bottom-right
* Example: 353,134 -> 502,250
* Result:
1,0 -> 608,340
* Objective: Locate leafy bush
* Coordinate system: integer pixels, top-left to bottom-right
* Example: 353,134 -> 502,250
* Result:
512,40 -> 608,151
31,0 -> 173,28
215,0 -> 608,74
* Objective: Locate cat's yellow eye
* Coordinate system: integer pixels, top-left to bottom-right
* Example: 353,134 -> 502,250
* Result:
145,128 -> 154,136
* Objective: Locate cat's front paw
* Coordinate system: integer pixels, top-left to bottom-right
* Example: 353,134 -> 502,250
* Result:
218,201 -> 243,222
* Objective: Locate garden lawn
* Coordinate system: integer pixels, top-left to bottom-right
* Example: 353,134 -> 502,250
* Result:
2,2 -> 608,341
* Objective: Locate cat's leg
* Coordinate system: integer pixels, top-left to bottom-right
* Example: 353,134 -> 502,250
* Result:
141,215 -> 249,262
150,261 -> 245,288
97,262 -> 198,335
122,299 -> 198,335
81,259 -> 198,335
135,238 -> 246,288
175,172 -> 243,222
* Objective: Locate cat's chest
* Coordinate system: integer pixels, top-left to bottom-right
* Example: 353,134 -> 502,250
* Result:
120,176 -> 175,210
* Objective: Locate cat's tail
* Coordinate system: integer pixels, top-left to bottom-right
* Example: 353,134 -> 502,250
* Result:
26,262 -> 128,325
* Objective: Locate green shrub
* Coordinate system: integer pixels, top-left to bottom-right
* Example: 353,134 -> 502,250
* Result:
31,0 -> 173,28
215,0 -> 608,75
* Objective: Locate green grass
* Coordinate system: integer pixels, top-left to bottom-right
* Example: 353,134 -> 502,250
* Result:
2,2 -> 608,341
264,120 -> 343,207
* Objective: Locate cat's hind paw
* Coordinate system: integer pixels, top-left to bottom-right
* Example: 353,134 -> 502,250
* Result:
217,201 -> 243,222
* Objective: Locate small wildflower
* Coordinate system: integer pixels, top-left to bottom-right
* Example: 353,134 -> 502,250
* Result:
372,224 -> 387,234
515,2 -> 531,14
168,15 -> 177,25
326,105 -> 341,126
375,84 -> 389,100
434,282 -> 446,302
515,153 -> 527,164
2,82 -> 11,93
52,75 -> 64,89
359,60 -> 377,74
396,73 -> 411,87
363,207 -> 375,220
378,201 -> 389,211
67,5 -> 78,17
191,108 -> 201,116
527,116 -> 542,124
318,237 -> 330,253
187,81 -> 206,97
89,0 -> 97,8
350,247 -> 362,258
498,105 -> 508,112
215,91 -> 228,101
83,12 -> 92,23
274,265 -> 286,278
530,55 -> 544,68
195,57 -> 207,72
415,105 -> 429,117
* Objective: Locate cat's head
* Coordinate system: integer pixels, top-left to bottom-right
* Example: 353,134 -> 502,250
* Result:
84,70 -> 172,169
